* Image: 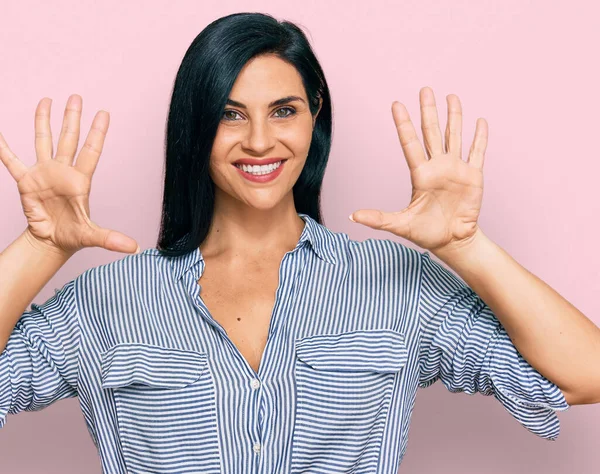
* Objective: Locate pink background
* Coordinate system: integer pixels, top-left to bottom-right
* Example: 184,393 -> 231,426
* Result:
1,1 -> 598,473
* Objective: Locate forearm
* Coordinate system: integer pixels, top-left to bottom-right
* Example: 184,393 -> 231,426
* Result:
433,227 -> 600,405
0,229 -> 73,353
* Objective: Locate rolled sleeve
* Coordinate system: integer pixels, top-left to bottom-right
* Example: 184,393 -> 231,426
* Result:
0,279 -> 81,428
417,251 -> 570,440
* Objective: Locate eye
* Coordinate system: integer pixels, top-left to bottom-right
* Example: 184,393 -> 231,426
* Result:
274,106 -> 296,118
222,109 -> 242,121
221,106 -> 297,122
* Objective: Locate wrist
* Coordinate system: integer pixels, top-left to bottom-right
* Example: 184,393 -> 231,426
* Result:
22,228 -> 76,261
431,226 -> 488,266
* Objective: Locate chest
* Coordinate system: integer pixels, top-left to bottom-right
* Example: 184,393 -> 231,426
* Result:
197,256 -> 282,373
90,247 -> 416,473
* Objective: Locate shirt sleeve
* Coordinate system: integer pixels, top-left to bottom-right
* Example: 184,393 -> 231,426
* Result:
0,278 -> 81,428
417,251 -> 570,440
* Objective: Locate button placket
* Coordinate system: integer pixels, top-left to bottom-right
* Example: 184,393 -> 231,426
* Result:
249,376 -> 264,459
253,441 -> 262,454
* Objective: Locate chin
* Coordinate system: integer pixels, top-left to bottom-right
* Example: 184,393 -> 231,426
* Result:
243,199 -> 285,211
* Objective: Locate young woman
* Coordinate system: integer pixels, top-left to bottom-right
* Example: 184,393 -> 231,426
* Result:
1,11 -> 598,474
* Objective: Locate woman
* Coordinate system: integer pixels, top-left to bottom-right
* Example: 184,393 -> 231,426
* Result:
0,11 -> 598,474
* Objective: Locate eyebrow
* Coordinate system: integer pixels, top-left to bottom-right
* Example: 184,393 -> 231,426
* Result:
225,95 -> 306,108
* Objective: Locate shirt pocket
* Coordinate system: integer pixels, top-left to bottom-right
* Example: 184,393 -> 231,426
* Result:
291,328 -> 408,474
100,342 -> 222,474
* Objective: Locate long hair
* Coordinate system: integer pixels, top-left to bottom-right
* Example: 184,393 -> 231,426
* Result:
155,12 -> 333,256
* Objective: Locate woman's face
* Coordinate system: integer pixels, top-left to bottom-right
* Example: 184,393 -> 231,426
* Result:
209,54 -> 321,211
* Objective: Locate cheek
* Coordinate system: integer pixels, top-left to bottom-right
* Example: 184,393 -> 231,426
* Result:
279,122 -> 314,154
209,131 -> 236,171
211,128 -> 234,156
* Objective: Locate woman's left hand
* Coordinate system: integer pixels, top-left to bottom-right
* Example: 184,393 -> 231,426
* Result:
349,86 -> 488,255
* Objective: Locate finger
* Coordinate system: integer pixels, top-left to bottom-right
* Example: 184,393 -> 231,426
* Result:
419,87 -> 444,158
445,94 -> 463,158
467,118 -> 488,169
84,225 -> 140,254
55,94 -> 82,165
392,101 -> 427,171
34,97 -> 54,162
349,208 -> 412,239
75,110 -> 110,177
0,132 -> 29,182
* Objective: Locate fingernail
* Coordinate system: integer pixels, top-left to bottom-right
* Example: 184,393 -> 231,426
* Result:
348,214 -> 355,222
69,95 -> 81,108
135,245 -> 141,254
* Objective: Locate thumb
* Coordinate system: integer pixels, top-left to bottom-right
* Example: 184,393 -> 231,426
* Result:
87,227 -> 140,254
349,208 -> 412,239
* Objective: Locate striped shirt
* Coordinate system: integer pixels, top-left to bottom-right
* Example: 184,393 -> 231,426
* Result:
0,212 -> 570,473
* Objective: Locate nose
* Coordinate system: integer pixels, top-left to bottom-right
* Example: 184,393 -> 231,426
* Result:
241,119 -> 276,155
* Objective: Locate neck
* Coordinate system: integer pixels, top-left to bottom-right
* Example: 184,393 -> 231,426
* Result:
200,192 -> 306,260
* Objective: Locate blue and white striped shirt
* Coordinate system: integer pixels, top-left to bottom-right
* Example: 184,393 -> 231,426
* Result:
0,212 -> 570,473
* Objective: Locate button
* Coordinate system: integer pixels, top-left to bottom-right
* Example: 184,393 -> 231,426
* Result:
253,442 -> 261,454
250,379 -> 261,390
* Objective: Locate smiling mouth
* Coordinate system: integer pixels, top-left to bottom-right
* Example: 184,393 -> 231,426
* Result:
233,159 -> 286,176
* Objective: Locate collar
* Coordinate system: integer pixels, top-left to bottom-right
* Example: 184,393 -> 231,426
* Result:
165,212 -> 337,283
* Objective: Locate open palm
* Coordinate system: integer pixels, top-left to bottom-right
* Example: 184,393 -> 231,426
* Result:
0,95 -> 139,255
350,87 -> 488,254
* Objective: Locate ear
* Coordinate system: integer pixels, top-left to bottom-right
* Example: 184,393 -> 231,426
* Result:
312,96 -> 323,128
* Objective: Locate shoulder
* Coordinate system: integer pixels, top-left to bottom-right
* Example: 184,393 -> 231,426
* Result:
314,218 -> 423,265
319,223 -> 424,289
69,248 -> 174,330
74,248 -> 168,293
344,232 -> 423,269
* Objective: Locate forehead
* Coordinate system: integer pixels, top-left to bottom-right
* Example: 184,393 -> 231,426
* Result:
229,54 -> 307,102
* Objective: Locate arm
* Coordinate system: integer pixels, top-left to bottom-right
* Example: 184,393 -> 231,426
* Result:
434,227 -> 600,406
0,94 -> 137,355
416,247 -> 569,440
0,229 -> 74,352
348,86 -> 600,406
0,231 -> 81,428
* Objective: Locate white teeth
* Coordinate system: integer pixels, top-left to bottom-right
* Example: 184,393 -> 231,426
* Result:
235,160 -> 283,175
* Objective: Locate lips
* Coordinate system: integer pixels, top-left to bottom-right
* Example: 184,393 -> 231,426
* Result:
232,157 -> 288,165
233,158 -> 286,183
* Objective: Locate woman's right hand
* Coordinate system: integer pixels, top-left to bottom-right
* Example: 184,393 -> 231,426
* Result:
0,95 -> 140,256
